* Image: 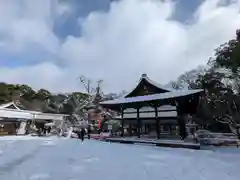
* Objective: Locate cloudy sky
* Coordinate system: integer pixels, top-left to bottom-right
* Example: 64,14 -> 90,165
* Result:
0,0 -> 239,93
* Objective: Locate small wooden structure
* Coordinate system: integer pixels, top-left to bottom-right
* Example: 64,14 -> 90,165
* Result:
100,74 -> 203,140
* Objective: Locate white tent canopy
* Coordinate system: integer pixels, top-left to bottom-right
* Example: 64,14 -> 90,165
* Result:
0,102 -> 68,121
0,108 -> 33,119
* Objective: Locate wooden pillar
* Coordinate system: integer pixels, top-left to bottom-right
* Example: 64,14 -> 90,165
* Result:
178,116 -> 187,140
169,125 -> 172,135
176,101 -> 187,140
137,107 -> 141,138
121,106 -> 124,137
155,105 -> 160,139
129,124 -> 132,136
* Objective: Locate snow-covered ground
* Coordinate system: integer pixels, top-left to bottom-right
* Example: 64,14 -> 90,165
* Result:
0,136 -> 240,180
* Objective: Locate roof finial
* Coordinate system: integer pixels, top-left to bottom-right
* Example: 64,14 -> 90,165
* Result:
142,73 -> 147,77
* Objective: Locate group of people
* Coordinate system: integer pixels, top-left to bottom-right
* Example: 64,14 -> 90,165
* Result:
36,126 -> 51,136
77,126 -> 91,142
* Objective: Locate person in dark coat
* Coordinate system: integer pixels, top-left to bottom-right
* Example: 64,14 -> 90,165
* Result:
80,128 -> 85,142
47,127 -> 51,134
77,131 -> 81,139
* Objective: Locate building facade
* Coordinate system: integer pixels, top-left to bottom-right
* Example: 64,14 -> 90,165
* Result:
100,74 -> 203,139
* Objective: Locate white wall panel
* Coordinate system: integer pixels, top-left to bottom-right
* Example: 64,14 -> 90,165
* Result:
158,111 -> 177,117
158,105 -> 176,111
139,112 -> 155,118
139,106 -> 154,112
124,108 -> 136,113
123,113 -> 137,118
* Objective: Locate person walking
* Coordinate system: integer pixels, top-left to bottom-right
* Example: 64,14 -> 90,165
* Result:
80,128 -> 85,142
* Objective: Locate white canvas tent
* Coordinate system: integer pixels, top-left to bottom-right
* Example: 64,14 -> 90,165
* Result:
0,102 -> 69,135
0,101 -> 68,121
0,108 -> 33,119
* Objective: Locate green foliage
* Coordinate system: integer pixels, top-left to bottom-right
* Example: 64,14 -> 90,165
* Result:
0,82 -> 11,103
0,83 -> 37,103
18,84 -> 36,101
0,82 -> 91,117
210,29 -> 240,74
35,89 -> 51,100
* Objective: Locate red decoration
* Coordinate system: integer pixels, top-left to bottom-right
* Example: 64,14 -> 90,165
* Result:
98,118 -> 101,129
98,114 -> 103,129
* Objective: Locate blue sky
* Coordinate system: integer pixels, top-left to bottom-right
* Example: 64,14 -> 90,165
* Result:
0,0 -> 239,93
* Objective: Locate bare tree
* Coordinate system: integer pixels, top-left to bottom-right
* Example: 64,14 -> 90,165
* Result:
78,76 -> 103,95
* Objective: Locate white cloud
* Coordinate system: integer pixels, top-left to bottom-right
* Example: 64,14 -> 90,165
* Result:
0,0 -> 240,93
0,0 -> 59,53
56,1 -> 73,16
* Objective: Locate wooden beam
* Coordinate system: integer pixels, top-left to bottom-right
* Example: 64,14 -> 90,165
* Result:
129,124 -> 132,136
121,106 -> 124,137
137,106 -> 141,138
155,105 -> 160,139
176,101 -> 187,140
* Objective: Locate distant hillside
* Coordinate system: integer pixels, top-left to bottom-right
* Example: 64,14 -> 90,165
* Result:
0,82 -> 90,114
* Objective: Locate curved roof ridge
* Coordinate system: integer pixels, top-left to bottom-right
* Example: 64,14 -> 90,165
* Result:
124,74 -> 174,97
143,75 -> 175,92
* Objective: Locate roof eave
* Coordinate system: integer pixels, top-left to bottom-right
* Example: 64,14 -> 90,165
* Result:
100,89 -> 203,106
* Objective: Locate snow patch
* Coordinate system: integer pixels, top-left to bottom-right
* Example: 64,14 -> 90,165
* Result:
28,173 -> 50,180
146,154 -> 167,160
0,137 -> 240,180
0,136 -> 45,141
41,141 -> 56,146
143,161 -> 164,167
70,165 -> 86,173
83,157 -> 99,163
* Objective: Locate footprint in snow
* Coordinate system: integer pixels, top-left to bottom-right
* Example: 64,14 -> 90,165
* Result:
28,173 -> 50,180
83,157 -> 99,163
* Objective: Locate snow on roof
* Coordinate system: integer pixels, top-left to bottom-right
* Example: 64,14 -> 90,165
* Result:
0,105 -> 69,120
0,101 -> 20,110
142,74 -> 174,92
100,89 -> 203,105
